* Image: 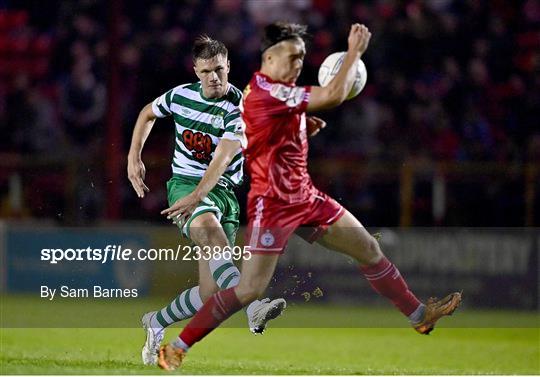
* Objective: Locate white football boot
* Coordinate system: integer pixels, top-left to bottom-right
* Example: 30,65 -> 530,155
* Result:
248,298 -> 287,334
141,311 -> 165,365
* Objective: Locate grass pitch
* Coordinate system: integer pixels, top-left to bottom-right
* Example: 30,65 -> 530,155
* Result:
1,296 -> 538,375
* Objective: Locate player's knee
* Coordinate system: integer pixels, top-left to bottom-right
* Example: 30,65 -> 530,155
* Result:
190,214 -> 228,247
351,234 -> 382,266
361,235 -> 383,265
191,213 -> 219,229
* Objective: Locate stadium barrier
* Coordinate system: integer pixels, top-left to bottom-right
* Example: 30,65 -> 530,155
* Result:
0,154 -> 538,226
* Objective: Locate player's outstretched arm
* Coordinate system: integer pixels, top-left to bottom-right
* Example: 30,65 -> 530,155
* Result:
161,138 -> 241,224
127,102 -> 156,198
307,24 -> 371,112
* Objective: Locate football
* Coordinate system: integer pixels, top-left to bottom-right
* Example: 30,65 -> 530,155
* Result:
318,52 -> 367,100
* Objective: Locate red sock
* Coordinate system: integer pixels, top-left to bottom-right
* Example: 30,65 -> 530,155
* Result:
179,287 -> 243,347
360,257 -> 421,316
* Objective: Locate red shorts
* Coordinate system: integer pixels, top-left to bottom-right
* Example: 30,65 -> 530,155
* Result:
246,188 -> 345,254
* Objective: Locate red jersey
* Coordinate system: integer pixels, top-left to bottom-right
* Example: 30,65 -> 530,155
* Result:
241,72 -> 313,203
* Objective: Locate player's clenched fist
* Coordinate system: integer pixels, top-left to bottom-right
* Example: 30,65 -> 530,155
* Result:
347,23 -> 371,55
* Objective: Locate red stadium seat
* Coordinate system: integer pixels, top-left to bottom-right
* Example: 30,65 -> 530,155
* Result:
31,35 -> 52,55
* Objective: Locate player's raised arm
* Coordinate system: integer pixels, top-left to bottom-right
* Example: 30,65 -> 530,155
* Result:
127,102 -> 157,198
307,24 -> 371,112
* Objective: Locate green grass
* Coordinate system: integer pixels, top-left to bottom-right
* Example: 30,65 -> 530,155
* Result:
1,296 -> 539,374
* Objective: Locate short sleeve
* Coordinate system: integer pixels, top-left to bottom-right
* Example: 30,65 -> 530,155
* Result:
151,88 -> 174,118
266,83 -> 311,115
221,109 -> 244,143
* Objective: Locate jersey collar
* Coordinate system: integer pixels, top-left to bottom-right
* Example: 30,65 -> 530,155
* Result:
198,82 -> 230,102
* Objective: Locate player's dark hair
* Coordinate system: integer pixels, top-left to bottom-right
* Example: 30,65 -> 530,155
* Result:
261,22 -> 309,53
192,35 -> 228,63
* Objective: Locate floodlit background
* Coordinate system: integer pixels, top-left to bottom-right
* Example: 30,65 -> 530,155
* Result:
0,1 -> 538,374
1,0 -> 538,226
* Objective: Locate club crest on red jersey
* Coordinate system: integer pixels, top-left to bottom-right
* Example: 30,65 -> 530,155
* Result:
260,230 -> 275,247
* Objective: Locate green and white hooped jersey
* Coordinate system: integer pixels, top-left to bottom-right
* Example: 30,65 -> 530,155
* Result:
152,82 -> 244,186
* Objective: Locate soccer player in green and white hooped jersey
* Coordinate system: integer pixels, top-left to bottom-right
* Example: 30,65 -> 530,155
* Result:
155,81 -> 243,191
127,35 -> 286,366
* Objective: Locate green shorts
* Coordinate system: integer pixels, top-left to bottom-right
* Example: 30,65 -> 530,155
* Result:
166,175 -> 240,246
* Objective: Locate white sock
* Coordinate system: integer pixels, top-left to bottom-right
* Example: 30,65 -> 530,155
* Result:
209,254 -> 240,289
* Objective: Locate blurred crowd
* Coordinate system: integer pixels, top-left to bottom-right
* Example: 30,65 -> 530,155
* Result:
0,0 -> 539,225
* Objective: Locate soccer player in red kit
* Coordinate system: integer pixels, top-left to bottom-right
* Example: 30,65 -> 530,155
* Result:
157,22 -> 462,371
